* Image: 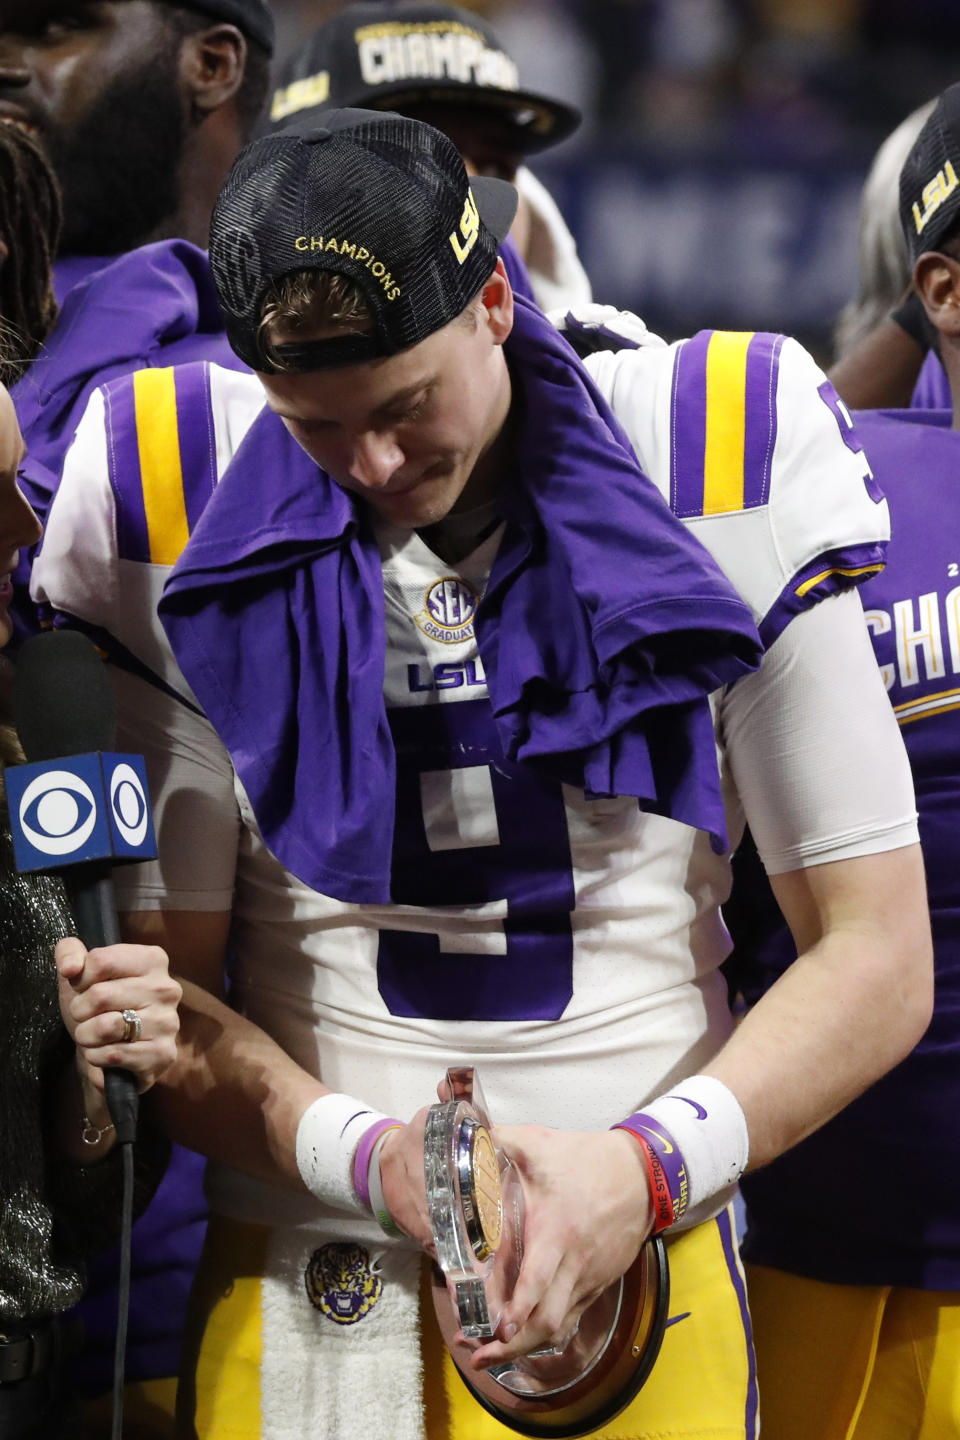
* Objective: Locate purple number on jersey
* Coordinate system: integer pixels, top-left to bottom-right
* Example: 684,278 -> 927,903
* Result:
378,699 -> 575,1020
817,379 -> 884,504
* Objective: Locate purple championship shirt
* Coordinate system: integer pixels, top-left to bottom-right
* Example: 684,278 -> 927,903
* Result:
737,405 -> 960,1289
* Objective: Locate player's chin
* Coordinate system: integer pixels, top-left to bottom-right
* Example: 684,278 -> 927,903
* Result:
379,474 -> 463,527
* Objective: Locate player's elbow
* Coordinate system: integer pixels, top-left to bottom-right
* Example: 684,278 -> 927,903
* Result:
877,866 -> 934,1063
895,924 -> 934,1058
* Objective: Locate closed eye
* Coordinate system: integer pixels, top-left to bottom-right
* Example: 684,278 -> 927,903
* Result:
393,400 -> 427,423
384,392 -> 431,425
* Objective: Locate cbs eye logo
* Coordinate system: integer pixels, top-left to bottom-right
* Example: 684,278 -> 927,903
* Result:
109,762 -> 150,846
18,770 -> 98,856
17,763 -> 150,856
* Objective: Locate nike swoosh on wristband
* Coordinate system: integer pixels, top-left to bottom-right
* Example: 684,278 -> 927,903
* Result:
668,1097 -> 708,1119
633,1122 -> 674,1153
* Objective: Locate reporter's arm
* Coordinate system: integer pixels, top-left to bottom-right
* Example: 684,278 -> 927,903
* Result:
54,933 -> 182,1163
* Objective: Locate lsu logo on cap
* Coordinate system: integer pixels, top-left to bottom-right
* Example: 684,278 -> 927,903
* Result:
913,160 -> 959,235
270,70 -> 330,123
449,190 -> 480,264
305,1242 -> 383,1325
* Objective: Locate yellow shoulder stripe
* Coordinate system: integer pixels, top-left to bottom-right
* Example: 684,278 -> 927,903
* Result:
702,331 -> 753,516
132,369 -> 190,567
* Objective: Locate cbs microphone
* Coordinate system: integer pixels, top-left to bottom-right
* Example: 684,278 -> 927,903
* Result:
6,629 -> 158,1142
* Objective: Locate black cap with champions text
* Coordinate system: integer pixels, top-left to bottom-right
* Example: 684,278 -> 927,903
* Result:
900,83 -> 960,265
209,107 -> 518,372
266,0 -> 579,153
162,0 -> 274,53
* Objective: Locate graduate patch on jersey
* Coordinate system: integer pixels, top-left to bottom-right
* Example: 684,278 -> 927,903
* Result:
304,1242 -> 383,1325
103,362 -> 218,567
415,576 -> 479,644
669,329 -> 784,519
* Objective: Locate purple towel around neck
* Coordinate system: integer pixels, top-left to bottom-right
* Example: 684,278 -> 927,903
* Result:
159,298 -> 763,903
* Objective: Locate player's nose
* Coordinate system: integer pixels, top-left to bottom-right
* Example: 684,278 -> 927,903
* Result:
347,431 -> 404,490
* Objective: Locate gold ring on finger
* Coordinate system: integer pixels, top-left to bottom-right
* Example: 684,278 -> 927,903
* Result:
120,1008 -> 142,1043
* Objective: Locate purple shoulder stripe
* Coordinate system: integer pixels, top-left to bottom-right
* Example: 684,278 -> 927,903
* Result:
670,330 -> 711,518
102,363 -> 217,565
103,374 -> 150,564
758,543 -> 886,650
742,332 -> 784,510
670,330 -> 785,519
173,363 -> 218,534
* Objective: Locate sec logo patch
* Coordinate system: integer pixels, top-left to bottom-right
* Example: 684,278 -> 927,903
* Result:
415,576 -> 478,645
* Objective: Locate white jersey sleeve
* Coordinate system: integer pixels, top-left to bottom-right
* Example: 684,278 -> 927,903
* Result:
717,590 -> 918,874
31,361 -> 266,913
32,360 -> 266,701
586,330 -> 889,644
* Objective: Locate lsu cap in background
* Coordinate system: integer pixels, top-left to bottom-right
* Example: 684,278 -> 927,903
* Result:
900,82 -> 960,264
267,0 -> 579,152
209,107 -> 518,371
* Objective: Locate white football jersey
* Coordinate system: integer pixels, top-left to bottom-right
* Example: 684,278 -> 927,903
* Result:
33,333 -> 916,1228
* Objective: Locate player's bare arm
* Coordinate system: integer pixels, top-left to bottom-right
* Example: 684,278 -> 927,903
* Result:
121,909 -> 329,1189
709,843 -> 932,1168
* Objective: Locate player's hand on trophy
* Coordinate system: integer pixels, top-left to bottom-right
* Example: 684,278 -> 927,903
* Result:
378,1104 -> 437,1251
466,1124 -> 653,1369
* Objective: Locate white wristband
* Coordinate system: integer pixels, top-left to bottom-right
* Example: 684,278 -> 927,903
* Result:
295,1093 -> 392,1214
640,1075 -> 749,1214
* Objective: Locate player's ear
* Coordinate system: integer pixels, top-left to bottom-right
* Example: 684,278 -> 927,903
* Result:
478,259 -> 514,346
914,251 -> 960,341
180,22 -> 246,118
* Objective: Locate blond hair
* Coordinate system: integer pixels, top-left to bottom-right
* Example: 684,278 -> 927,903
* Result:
256,271 -> 373,371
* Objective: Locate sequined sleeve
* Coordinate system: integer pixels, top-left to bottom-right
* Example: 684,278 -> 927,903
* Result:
0,820 -> 168,1320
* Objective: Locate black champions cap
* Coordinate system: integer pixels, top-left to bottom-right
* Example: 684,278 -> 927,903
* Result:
209,108 -> 518,373
901,83 -> 960,265
267,1 -> 579,153
160,0 -> 274,53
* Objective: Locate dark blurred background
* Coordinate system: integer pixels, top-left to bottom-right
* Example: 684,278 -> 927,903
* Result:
266,0 -> 960,360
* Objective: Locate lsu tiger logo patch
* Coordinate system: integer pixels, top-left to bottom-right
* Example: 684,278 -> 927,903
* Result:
305,1242 -> 383,1325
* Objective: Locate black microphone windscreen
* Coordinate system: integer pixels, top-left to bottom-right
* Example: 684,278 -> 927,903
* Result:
13,630 -> 117,762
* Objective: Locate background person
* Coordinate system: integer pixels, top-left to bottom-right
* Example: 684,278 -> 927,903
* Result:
266,0 -> 592,311
0,4 -> 272,1428
1,0 -> 274,536
0,129 -> 181,1440
828,98 -> 937,408
727,80 -> 960,1440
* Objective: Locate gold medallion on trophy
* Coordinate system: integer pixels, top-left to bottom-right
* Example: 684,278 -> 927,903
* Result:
471,1125 -> 503,1255
458,1119 -> 504,1262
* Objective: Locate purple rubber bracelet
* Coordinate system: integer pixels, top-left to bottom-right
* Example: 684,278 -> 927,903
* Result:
613,1112 -> 689,1225
352,1117 -> 403,1210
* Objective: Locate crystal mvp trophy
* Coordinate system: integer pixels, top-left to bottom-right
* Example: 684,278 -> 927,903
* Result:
425,1069 -> 669,1439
